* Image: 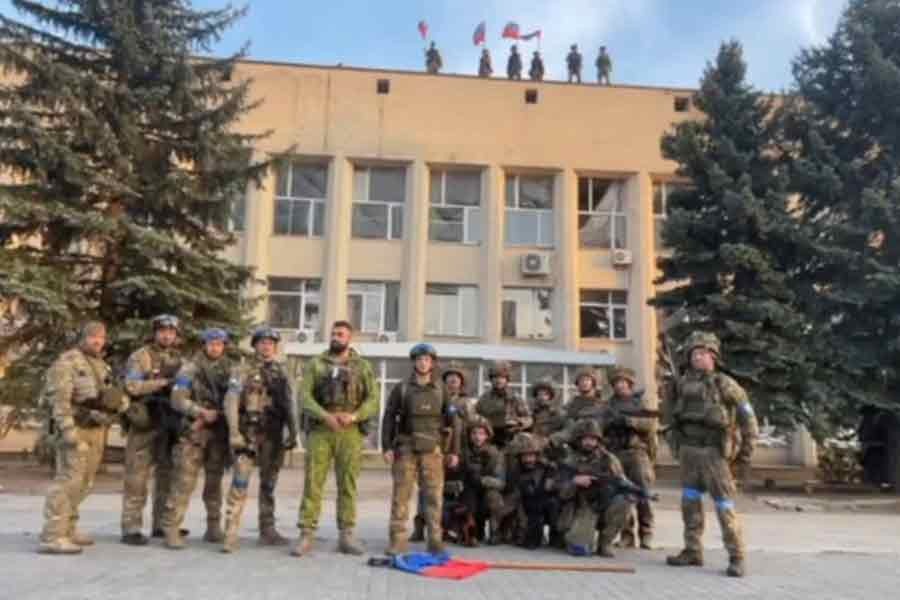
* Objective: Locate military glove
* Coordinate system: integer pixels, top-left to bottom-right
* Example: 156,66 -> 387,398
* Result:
61,426 -> 79,447
230,434 -> 247,450
87,410 -> 112,427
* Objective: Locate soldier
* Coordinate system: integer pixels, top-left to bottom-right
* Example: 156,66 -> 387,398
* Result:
381,343 -> 460,555
161,328 -> 233,549
425,41 -> 443,74
566,44 -> 583,83
476,361 -> 532,449
606,367 -> 657,550
38,322 -> 129,554
507,45 -> 522,80
120,314 -> 183,545
292,321 -> 379,557
478,48 -> 493,78
530,378 -> 564,443
221,326 -> 299,552
459,416 -> 506,544
596,46 -> 612,85
529,51 -> 545,81
665,332 -> 758,577
503,432 -> 561,549
563,367 -> 608,427
444,361 -> 476,423
557,419 -> 630,558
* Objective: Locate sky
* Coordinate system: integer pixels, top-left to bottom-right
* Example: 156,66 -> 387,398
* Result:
0,0 -> 848,91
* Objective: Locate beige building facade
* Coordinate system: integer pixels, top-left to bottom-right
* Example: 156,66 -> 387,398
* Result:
223,60 -> 695,447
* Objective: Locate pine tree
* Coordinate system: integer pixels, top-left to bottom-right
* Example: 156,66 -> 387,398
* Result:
0,1 -> 269,407
785,0 -> 900,421
652,41 -> 816,426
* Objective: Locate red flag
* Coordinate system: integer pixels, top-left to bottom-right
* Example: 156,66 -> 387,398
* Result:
472,21 -> 486,46
520,30 -> 542,41
418,20 -> 428,40
501,22 -> 520,39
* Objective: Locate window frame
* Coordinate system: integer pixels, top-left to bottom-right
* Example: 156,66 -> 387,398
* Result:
579,289 -> 629,341
505,173 -> 555,248
346,281 -> 400,334
267,277 -> 322,331
429,169 -> 482,245
501,287 -> 554,340
424,283 -> 480,338
352,165 -> 406,241
578,177 -> 627,249
273,160 -> 328,238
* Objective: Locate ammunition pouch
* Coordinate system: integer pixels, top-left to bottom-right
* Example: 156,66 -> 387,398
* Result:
124,401 -> 153,431
73,406 -> 115,428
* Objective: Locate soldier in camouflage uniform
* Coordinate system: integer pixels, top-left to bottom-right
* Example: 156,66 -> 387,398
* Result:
381,344 -> 460,555
563,367 -> 608,427
38,322 -> 129,554
425,41 -> 443,74
478,48 -> 493,78
557,419 -> 629,558
530,378 -> 565,443
503,432 -> 561,549
161,328 -> 233,549
221,327 -> 299,553
666,332 -> 758,578
606,367 -> 657,550
476,361 -> 532,449
292,321 -> 379,557
121,314 -> 183,545
459,416 -> 506,544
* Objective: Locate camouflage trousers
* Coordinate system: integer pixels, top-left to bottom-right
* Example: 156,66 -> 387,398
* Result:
299,427 -> 363,531
389,449 -> 444,542
121,426 -> 174,534
679,444 -> 745,559
41,426 -> 107,542
460,482 -> 504,540
161,427 -> 228,532
563,495 -> 629,556
223,432 -> 285,535
618,449 -> 655,540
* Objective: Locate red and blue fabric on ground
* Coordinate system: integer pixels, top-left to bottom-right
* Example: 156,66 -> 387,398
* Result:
392,552 -> 489,580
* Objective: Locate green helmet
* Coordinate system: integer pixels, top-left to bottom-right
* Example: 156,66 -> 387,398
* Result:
488,360 -> 512,379
509,432 -> 543,455
442,360 -> 467,386
574,368 -> 600,388
468,415 -> 494,439
609,367 -> 637,386
571,418 -> 604,442
531,378 -> 556,399
684,331 -> 720,358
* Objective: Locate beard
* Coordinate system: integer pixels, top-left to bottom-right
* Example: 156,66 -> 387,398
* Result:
329,340 -> 348,354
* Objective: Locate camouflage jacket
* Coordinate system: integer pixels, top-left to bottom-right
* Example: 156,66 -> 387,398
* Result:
224,355 -> 297,440
461,441 -> 506,491
43,347 -> 122,431
124,343 -> 182,400
170,351 -> 233,418
381,373 -> 460,455
604,392 -> 657,454
300,349 -> 379,427
558,445 -> 624,507
476,389 -> 532,434
563,394 -> 608,428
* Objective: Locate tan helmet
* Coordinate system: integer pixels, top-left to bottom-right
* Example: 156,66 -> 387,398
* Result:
488,360 -> 512,379
609,367 -> 637,386
571,418 -> 604,442
468,415 -> 494,439
509,432 -> 543,455
78,320 -> 106,343
574,367 -> 600,388
531,377 -> 556,400
442,360 -> 467,386
684,331 -> 721,359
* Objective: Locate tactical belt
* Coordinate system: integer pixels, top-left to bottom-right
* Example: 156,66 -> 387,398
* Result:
678,422 -> 721,448
73,406 -> 114,428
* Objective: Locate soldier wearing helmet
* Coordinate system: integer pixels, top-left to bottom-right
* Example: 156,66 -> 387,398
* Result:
606,366 -> 657,550
459,415 -> 506,545
293,321 -> 379,557
666,331 -> 758,578
476,361 -> 532,449
502,432 -> 562,549
380,343 -> 460,555
121,314 -> 184,546
530,378 -> 565,443
563,367 -> 609,429
221,325 -> 299,553
557,419 -> 629,558
160,328 -> 233,549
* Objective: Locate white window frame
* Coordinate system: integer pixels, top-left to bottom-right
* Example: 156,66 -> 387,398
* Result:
653,181 -> 683,249
501,287 -> 554,340
347,281 -> 400,334
578,177 -> 627,249
425,284 -> 479,337
580,289 -> 629,340
505,174 -> 555,248
430,170 -> 482,245
353,166 -> 405,241
274,161 -> 328,238
267,278 -> 321,331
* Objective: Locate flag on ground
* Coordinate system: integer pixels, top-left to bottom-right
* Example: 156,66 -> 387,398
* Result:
392,552 -> 489,580
520,30 -> 542,41
502,21 -> 520,39
418,20 -> 429,40
473,21 -> 486,46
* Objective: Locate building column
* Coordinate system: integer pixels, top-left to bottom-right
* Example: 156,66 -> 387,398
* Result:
482,166 -> 504,344
403,160 -> 429,341
243,150 -> 275,325
557,169 -> 580,351
629,171 -> 657,404
320,154 -> 351,337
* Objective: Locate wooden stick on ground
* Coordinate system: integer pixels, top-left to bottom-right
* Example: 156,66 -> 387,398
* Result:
487,561 -> 636,574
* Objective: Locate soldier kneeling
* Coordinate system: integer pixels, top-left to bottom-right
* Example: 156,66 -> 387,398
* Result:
504,432 -> 561,549
459,416 -> 506,545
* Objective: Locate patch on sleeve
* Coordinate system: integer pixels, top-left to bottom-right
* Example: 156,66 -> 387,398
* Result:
228,377 -> 242,394
125,370 -> 145,382
173,375 -> 192,390
739,402 -> 755,418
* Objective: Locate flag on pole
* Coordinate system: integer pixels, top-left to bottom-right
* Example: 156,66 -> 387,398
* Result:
391,552 -> 489,580
501,21 -> 520,39
418,20 -> 429,40
520,30 -> 542,41
472,21 -> 486,46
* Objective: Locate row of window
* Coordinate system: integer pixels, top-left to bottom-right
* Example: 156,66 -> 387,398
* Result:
258,161 -> 680,249
268,277 -> 629,341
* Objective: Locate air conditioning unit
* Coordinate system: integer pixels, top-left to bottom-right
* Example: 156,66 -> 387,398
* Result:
612,249 -> 633,267
376,332 -> 398,343
520,252 -> 551,276
296,328 -> 317,343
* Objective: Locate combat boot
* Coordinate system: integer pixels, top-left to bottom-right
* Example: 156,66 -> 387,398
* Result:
666,549 -> 704,567
409,515 -> 426,542
726,557 -> 746,578
426,537 -> 446,555
639,533 -> 654,550
121,532 -> 150,546
70,530 -> 95,547
617,530 -> 637,549
38,538 -> 83,555
290,530 -> 315,557
596,543 -> 615,558
152,527 -> 189,538
259,526 -> 289,546
164,528 -> 186,550
221,534 -> 239,554
338,530 -> 366,555
203,519 -> 224,543
385,533 -> 409,557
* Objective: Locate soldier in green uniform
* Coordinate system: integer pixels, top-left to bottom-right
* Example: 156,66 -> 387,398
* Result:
507,45 -> 522,80
381,343 -> 460,555
221,326 -> 298,553
563,367 -> 608,427
605,367 -> 657,550
666,332 -> 758,577
38,322 -> 129,554
595,46 -> 612,84
292,321 -> 379,557
476,361 -> 532,449
530,378 -> 565,443
161,328 -> 233,549
502,432 -> 561,549
120,314 -> 183,545
566,44 -> 583,83
459,415 -> 506,544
